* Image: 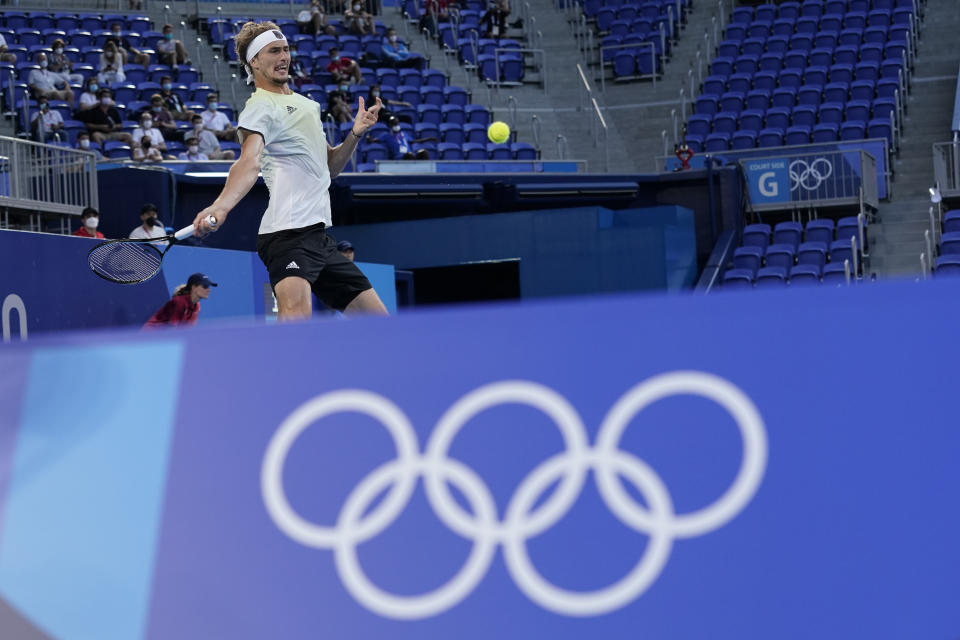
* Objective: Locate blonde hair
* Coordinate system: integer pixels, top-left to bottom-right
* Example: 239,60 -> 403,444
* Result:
235,21 -> 281,70
173,284 -> 190,296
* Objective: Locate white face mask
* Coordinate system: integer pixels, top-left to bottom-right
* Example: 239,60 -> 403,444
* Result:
353,3 -> 361,9
188,145 -> 199,154
391,125 -> 401,132
389,35 -> 398,42
39,59 -> 48,68
54,47 -> 63,54
84,216 -> 99,229
142,119 -> 152,129
79,138 -> 90,149
101,97 -> 112,106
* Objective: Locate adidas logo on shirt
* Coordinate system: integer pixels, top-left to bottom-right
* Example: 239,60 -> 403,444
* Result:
286,106 -> 297,114
286,261 -> 300,269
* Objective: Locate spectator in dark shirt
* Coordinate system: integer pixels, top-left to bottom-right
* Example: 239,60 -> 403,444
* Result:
325,47 -> 362,85
481,0 -> 510,39
158,75 -> 195,122
141,93 -> 181,141
421,0 -> 458,37
326,84 -> 354,123
367,84 -> 413,124
80,88 -> 134,146
144,273 -> 216,328
106,22 -> 150,67
380,115 -> 432,159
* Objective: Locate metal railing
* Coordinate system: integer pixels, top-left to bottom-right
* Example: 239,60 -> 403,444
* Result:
933,141 -> 960,197
0,136 -> 98,217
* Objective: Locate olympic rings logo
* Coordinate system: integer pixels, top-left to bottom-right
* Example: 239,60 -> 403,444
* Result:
789,158 -> 833,191
261,371 -> 768,619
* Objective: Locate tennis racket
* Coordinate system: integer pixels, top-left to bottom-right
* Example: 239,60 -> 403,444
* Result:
87,215 -> 218,285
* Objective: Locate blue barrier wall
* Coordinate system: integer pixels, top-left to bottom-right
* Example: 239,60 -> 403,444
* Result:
0,279 -> 959,639
0,229 -> 395,336
329,206 -> 698,295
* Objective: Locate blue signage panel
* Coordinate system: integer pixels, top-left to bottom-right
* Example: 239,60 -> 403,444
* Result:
745,158 -> 790,204
0,280 -> 959,638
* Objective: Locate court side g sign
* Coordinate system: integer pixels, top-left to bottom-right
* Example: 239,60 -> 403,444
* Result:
745,159 -> 790,205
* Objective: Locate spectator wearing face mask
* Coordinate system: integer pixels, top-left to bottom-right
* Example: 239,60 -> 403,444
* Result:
30,97 -> 65,143
481,0 -> 510,39
421,0 -> 458,37
47,39 -> 83,85
367,84 -> 413,124
326,84 -> 354,124
80,89 -> 134,146
106,22 -> 150,68
381,28 -> 424,69
76,77 -> 100,113
98,41 -> 126,85
297,0 -> 337,36
178,135 -> 209,161
200,93 -> 238,141
326,47 -> 362,85
75,132 -> 102,160
289,56 -> 311,91
158,76 -> 195,122
191,114 -> 235,160
344,0 -> 376,35
0,32 -> 17,64
130,203 -> 167,239
132,113 -> 171,161
157,23 -> 190,66
380,115 -> 432,160
73,207 -> 105,238
28,52 -> 74,104
141,93 -> 180,140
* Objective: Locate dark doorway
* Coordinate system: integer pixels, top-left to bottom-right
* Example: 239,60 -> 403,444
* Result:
411,259 -> 521,306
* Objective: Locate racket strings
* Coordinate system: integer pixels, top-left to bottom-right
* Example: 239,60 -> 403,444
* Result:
89,241 -> 165,283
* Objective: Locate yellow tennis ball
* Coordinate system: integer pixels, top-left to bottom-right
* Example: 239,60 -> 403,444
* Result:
488,121 -> 510,144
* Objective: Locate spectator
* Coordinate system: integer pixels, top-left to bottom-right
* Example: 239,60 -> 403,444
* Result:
48,39 -> 83,85
107,22 -> 150,68
98,41 -> 126,86
200,93 -> 238,141
80,88 -> 134,146
368,84 -> 413,123
76,77 -> 100,114
130,203 -> 167,239
381,28 -> 424,69
159,75 -> 195,121
289,56 -> 311,91
421,0 -> 458,37
178,135 -> 209,161
380,115 -> 432,159
337,240 -> 355,261
297,0 -> 337,36
156,23 -> 190,66
132,112 -> 172,160
143,93 -> 180,140
0,32 -> 17,64
344,0 -> 376,35
75,132 -> 103,160
31,97 -> 65,143
143,273 -> 216,328
326,84 -> 354,123
481,0 -> 510,39
28,52 -> 74,104
190,114 -> 235,160
73,207 -> 104,238
326,47 -> 362,85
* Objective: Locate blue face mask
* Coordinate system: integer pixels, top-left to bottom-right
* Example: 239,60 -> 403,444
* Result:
207,102 -> 218,111
164,32 -> 173,40
89,83 -> 99,92
331,55 -> 340,61
162,83 -> 172,90
152,105 -> 162,112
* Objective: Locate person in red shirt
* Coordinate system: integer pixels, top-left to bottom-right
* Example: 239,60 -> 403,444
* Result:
144,273 -> 216,328
72,207 -> 105,238
325,47 -> 362,84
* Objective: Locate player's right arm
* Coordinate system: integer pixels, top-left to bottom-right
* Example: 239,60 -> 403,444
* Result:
192,130 -> 263,235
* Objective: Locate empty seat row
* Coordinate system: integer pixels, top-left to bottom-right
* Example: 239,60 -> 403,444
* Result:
702,74 -> 899,103
715,40 -> 908,67
730,0 -> 911,24
726,11 -> 913,41
733,240 -> 858,275
694,97 -> 894,123
743,220 -> 864,251
710,55 -> 904,80
723,263 -> 851,288
685,119 -> 891,151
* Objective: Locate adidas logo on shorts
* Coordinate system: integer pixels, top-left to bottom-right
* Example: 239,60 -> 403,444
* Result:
286,261 -> 300,269
286,106 -> 297,114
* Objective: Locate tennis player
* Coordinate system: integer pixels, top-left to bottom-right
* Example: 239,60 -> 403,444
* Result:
191,21 -> 388,320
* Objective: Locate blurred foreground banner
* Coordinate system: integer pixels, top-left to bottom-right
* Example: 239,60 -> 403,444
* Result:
0,279 -> 958,639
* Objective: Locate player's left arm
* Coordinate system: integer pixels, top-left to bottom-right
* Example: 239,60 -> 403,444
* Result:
327,95 -> 381,178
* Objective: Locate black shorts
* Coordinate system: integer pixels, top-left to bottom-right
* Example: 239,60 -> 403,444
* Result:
256,222 -> 372,312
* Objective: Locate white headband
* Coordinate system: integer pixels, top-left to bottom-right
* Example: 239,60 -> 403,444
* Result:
244,29 -> 287,84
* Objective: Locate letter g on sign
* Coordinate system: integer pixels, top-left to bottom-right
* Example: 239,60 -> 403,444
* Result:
758,171 -> 778,197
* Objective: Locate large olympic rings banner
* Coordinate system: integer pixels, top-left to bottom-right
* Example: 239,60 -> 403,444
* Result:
0,279 -> 959,639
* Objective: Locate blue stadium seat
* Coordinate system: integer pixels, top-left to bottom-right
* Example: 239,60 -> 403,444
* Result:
702,75 -> 726,97
765,106 -> 791,128
829,239 -> 856,266
820,14 -> 843,32
772,86 -> 798,108
940,232 -> 960,256
712,112 -> 738,134
766,35 -> 790,54
739,110 -> 765,132
814,30 -> 839,49
487,142 -> 511,159
704,132 -> 731,151
723,269 -> 754,289
823,81 -> 849,103
462,142 -> 486,159
709,57 -> 734,76
759,52 -> 783,72
441,104 -> 465,125
756,266 -> 787,287
838,28 -> 863,46
439,122 -> 464,145
792,104 -> 817,127
818,102 -> 844,124
867,117 -> 894,150
790,263 -> 822,284
464,105 -> 490,126
803,65 -> 828,86
943,210 -> 960,234
743,223 -> 772,251
745,90 -> 771,111
731,130 -> 757,149
437,142 -> 462,160
684,134 -> 703,152
464,123 -> 487,144
795,16 -> 819,34
752,71 -> 778,92
755,4 -> 778,22
778,69 -> 803,89
695,95 -> 718,116
686,114 -> 712,137
417,103 -> 441,124
512,142 -> 536,160
741,38 -> 766,56
758,128 -> 785,147
798,84 -> 823,106
855,61 -> 881,82
812,122 -> 840,142
823,262 -> 848,284
785,125 -> 811,145
797,242 -> 828,268
935,255 -> 960,276
727,73 -> 752,94
779,2 -> 801,20
805,219 -> 835,246
774,222 -> 803,251
734,54 -> 759,74
719,91 -> 745,114
836,217 -> 864,249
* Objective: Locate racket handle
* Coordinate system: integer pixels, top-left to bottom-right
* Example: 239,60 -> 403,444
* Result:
173,215 -> 218,241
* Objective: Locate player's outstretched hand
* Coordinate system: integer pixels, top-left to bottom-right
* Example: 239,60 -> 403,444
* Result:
352,96 -> 382,137
192,206 -> 223,237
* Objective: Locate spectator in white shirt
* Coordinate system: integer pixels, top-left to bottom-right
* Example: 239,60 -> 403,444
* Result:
129,203 -> 168,239
200,93 -> 237,141
178,135 -> 209,161
156,23 -> 190,66
31,97 -> 65,142
132,113 -> 172,159
76,132 -> 103,160
190,113 -> 235,160
0,33 -> 17,64
77,77 -> 101,113
98,41 -> 126,86
28,52 -> 74,104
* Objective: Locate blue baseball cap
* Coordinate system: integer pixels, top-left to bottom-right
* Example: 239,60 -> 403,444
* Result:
337,240 -> 354,252
187,273 -> 217,288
